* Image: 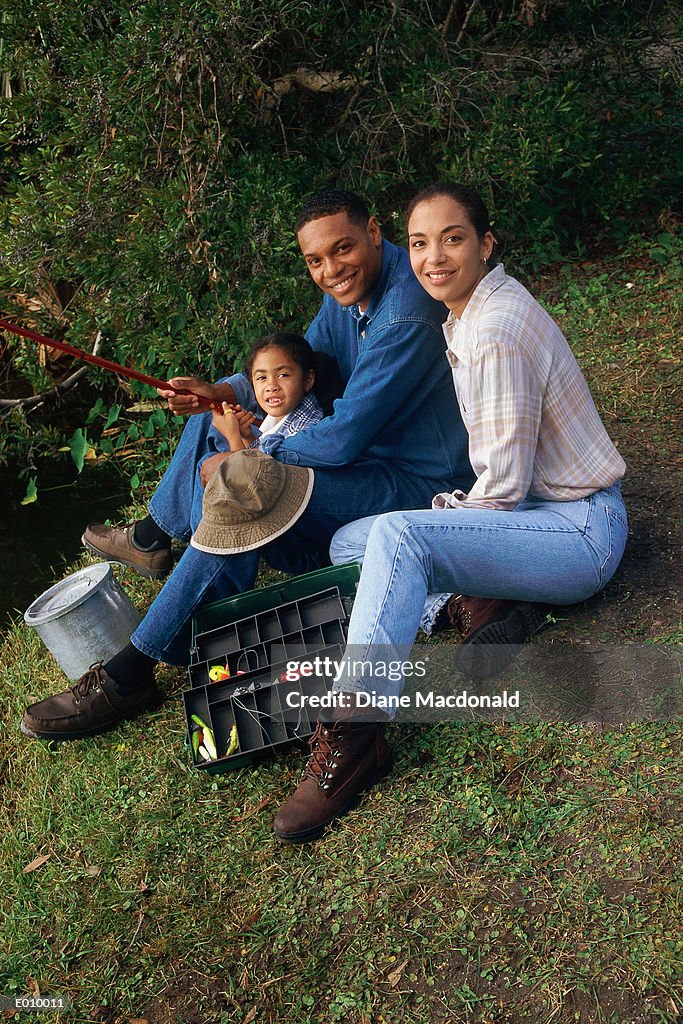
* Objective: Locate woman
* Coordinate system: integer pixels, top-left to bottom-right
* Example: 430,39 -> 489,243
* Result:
273,183 -> 628,843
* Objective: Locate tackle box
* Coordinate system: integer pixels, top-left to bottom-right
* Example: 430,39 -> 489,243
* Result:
183,562 -> 361,772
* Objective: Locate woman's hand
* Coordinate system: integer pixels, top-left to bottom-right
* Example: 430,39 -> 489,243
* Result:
157,377 -> 237,416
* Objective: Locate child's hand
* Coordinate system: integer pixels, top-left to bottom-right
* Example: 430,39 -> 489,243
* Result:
233,406 -> 258,442
211,402 -> 245,450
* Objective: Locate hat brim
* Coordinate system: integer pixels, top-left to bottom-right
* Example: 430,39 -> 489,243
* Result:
190,467 -> 314,555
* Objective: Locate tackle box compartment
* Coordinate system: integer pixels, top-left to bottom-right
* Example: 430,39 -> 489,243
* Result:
183,562 -> 360,773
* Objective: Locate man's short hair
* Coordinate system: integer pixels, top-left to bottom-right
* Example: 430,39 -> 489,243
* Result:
295,189 -> 370,234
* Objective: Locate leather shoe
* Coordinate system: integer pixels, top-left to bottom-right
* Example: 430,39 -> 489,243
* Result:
442,594 -> 548,679
21,662 -> 161,741
273,713 -> 393,843
82,523 -> 173,578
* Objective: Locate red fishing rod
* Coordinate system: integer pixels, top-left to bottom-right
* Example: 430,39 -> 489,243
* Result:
0,318 -> 218,409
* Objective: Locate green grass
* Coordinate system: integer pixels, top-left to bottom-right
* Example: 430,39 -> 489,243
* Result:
532,230 -> 682,434
1,235 -> 681,1024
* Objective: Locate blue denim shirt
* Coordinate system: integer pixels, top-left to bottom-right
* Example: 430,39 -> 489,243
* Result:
228,239 -> 473,490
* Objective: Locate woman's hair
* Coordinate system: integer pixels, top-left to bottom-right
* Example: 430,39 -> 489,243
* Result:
406,182 -> 496,260
244,332 -> 344,417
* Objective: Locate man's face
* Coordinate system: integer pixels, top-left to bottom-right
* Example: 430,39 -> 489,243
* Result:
297,212 -> 383,313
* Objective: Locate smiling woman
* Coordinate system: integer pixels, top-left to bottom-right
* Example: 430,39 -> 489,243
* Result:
333,179 -> 628,645
406,182 -> 496,317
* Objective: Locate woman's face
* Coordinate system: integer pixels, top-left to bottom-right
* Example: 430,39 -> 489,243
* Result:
407,196 -> 494,318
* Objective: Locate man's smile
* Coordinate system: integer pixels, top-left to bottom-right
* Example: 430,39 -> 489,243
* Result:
297,211 -> 383,311
329,270 -> 359,292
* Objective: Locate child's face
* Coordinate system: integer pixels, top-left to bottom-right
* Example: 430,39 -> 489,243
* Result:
251,346 -> 314,420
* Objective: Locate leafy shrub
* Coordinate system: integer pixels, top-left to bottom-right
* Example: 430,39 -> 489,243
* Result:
0,0 -> 679,485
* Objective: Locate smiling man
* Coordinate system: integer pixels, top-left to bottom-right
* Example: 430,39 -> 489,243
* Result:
298,204 -> 382,308
20,190 -> 473,752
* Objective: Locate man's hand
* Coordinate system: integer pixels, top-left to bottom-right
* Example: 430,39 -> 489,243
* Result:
200,451 -> 231,488
157,377 -> 237,416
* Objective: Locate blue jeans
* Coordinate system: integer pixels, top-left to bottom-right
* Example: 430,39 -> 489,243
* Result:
330,515 -> 451,633
330,484 -> 628,703
131,410 -> 454,664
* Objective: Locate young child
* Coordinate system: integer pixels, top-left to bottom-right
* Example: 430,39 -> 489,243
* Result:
212,332 -> 333,451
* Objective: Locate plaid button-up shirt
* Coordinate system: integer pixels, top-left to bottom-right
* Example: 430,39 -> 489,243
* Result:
249,392 -> 324,449
433,264 -> 626,511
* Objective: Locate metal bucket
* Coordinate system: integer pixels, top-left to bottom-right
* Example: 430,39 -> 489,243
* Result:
24,563 -> 142,680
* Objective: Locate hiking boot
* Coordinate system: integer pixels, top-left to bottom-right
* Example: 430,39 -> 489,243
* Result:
442,594 -> 547,679
82,523 -> 173,579
273,714 -> 393,844
20,662 -> 161,741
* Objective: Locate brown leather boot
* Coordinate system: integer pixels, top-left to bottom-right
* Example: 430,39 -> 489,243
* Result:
441,594 -> 548,679
273,713 -> 393,844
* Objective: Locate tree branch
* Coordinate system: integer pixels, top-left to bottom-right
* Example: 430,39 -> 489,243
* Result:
262,68 -> 356,119
456,0 -> 480,45
441,0 -> 460,38
0,330 -> 103,413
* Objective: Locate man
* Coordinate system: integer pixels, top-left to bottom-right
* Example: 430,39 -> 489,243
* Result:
21,190 -> 474,747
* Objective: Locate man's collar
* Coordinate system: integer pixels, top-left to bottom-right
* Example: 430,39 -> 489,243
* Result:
345,238 -> 397,324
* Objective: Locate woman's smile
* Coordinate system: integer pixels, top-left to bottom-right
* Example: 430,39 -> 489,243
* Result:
425,268 -> 456,282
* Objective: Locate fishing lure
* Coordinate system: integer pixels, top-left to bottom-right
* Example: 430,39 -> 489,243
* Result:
191,714 -> 217,760
225,724 -> 240,757
208,664 -> 231,682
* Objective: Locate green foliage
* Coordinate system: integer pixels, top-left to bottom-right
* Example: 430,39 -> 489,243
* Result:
0,406 -> 63,483
2,612 -> 683,1019
0,1 -> 680,485
68,427 -> 89,473
20,475 -> 37,505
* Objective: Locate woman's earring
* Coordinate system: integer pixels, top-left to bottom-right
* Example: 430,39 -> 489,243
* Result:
481,257 -> 488,264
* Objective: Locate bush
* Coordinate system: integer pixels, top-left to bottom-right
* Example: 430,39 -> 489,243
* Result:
0,0 -> 680,483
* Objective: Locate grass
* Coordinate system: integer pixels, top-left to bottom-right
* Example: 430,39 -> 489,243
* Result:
533,232 -> 681,428
1,234 -> 681,1024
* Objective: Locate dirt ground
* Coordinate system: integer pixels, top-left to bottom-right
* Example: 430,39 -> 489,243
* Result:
542,419 -> 681,643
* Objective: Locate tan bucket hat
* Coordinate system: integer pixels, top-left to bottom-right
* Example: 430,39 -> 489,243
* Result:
190,449 -> 314,555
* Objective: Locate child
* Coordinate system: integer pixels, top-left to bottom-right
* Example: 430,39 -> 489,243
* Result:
211,332 -> 337,451
189,333 -> 341,556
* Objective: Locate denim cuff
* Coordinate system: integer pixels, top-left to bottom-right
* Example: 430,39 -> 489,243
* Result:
420,593 -> 451,634
259,434 -> 301,464
217,372 -> 256,413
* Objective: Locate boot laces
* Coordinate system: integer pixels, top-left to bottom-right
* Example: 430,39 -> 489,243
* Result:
302,721 -> 345,791
70,662 -> 105,705
447,595 -> 472,636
